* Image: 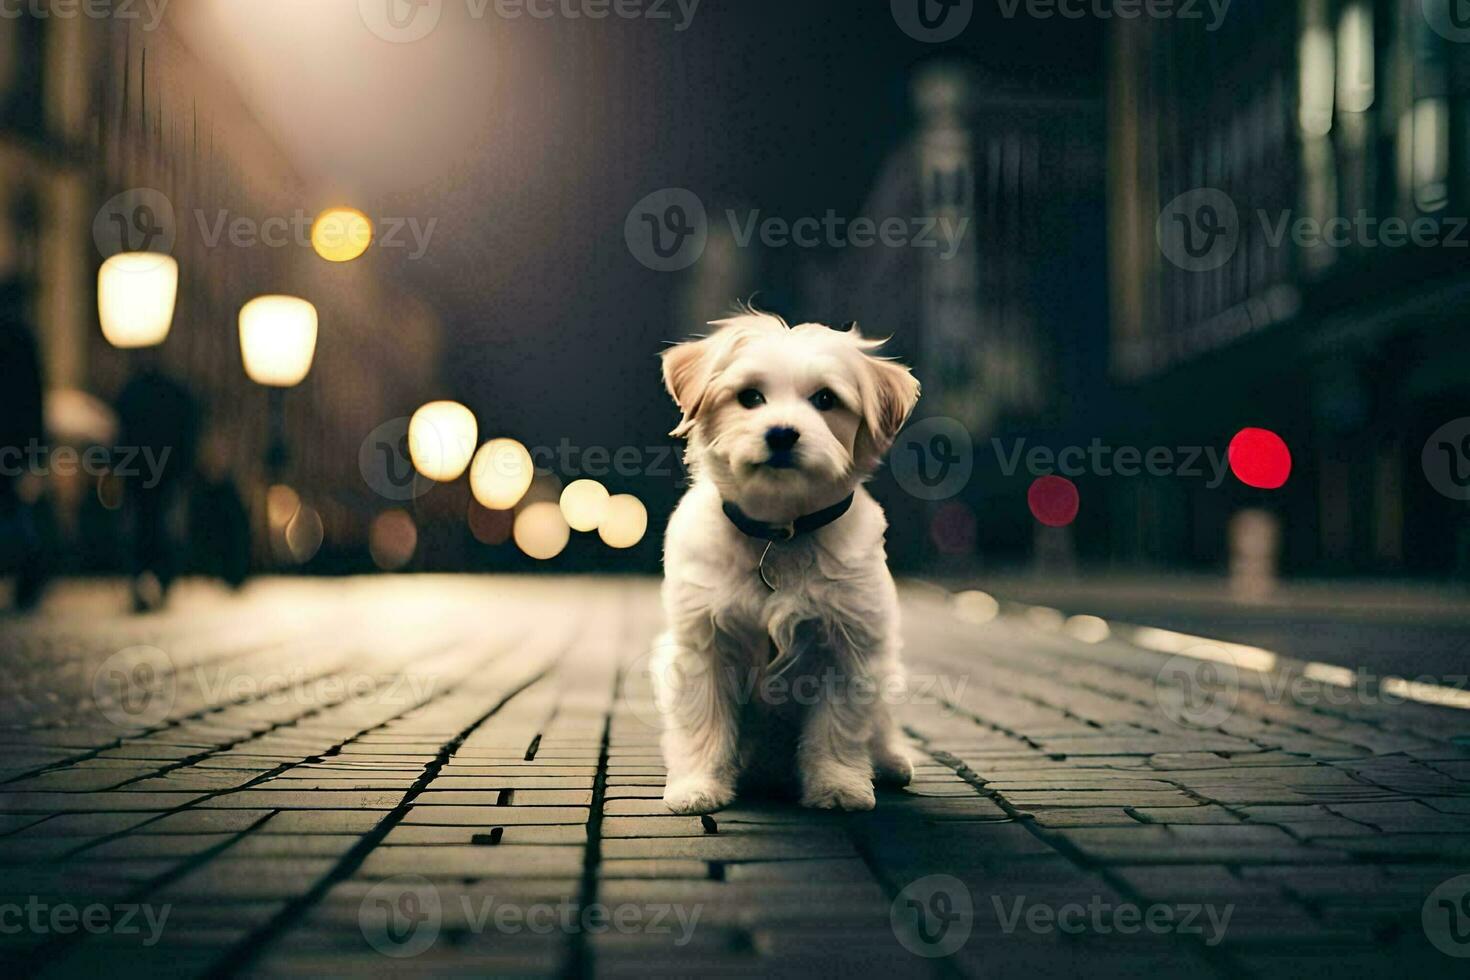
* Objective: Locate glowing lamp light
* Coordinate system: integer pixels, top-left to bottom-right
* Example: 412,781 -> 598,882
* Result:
560,479 -> 610,532
98,253 -> 178,349
514,501 -> 570,560
1228,428 -> 1292,489
470,438 -> 534,509
239,295 -> 318,387
311,207 -> 373,263
409,401 -> 477,482
598,494 -> 647,549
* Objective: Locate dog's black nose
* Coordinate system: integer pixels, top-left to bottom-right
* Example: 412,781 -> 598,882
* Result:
765,427 -> 800,452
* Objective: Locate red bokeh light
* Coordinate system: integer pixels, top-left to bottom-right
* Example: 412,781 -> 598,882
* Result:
1028,476 -> 1079,528
1228,428 -> 1292,489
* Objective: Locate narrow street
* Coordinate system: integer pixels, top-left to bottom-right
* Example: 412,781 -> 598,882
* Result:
2,578 -> 1467,977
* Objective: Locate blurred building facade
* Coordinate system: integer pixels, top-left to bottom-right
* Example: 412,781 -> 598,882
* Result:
0,13 -> 440,573
804,60 -> 1109,571
1108,0 -> 1470,579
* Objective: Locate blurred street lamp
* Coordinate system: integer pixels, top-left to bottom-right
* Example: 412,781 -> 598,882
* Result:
311,207 -> 373,263
514,501 -> 570,560
409,401 -> 478,482
238,296 -> 319,567
97,253 -> 178,349
239,295 -> 319,387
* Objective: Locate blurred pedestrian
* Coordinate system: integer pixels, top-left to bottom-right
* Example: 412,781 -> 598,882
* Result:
0,280 -> 49,610
116,367 -> 199,612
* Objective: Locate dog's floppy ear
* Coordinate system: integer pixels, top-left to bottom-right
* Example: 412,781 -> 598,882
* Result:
857,354 -> 921,464
661,335 -> 720,438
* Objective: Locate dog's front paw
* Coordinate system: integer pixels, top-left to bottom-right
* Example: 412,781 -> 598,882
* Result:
800,774 -> 876,811
663,776 -> 735,814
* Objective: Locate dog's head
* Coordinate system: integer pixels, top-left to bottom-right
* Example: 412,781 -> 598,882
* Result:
662,311 -> 920,513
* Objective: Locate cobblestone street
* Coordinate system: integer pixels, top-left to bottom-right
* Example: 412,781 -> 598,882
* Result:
2,577 -> 1469,978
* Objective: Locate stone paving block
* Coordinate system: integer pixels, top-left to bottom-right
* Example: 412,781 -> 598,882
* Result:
0,792 -> 204,813
83,833 -> 237,859
194,789 -> 404,809
600,837 -> 857,862
383,824 -> 587,845
257,810 -> 384,834
357,844 -> 585,878
8,812 -> 159,837
400,805 -> 589,826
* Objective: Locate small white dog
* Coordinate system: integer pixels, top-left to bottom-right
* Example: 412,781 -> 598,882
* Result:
654,309 -> 921,813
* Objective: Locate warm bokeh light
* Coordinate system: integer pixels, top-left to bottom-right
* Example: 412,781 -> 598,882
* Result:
284,505 -> 324,564
238,295 -> 319,387
311,206 -> 373,263
267,484 -> 301,529
369,510 -> 418,570
598,494 -> 647,549
97,253 -> 178,349
513,501 -> 570,560
409,401 -> 478,482
953,590 -> 999,625
1229,428 -> 1292,489
559,479 -> 610,532
468,501 -> 514,546
1065,614 -> 1111,644
469,438 -> 534,510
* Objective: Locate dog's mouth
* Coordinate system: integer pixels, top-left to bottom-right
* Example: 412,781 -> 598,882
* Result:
761,450 -> 800,470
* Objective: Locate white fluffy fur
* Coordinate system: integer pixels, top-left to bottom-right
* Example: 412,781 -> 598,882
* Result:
655,311 -> 921,813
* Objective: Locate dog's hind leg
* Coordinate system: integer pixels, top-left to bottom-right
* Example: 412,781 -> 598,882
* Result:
868,696 -> 913,787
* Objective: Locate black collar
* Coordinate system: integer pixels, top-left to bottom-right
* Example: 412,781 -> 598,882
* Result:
721,494 -> 855,542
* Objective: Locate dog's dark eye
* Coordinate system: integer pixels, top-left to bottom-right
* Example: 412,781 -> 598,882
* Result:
809,388 -> 839,412
737,388 -> 765,409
